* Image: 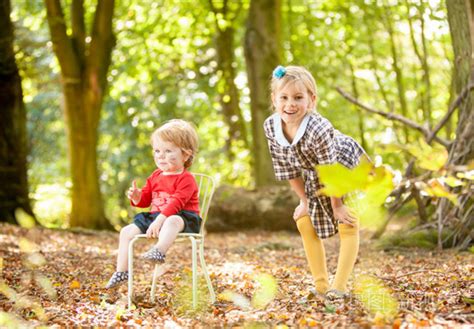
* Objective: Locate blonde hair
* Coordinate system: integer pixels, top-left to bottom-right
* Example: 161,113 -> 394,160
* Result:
151,119 -> 199,168
270,66 -> 318,109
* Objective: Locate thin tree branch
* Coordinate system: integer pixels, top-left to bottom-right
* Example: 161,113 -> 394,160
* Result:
427,82 -> 474,143
336,87 -> 450,147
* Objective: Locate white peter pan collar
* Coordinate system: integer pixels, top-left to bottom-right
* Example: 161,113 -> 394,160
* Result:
273,113 -> 310,146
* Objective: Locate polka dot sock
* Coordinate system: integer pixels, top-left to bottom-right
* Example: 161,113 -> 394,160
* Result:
142,247 -> 166,263
105,271 -> 128,289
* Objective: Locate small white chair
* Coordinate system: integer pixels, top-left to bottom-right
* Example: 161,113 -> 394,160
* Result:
127,173 -> 216,309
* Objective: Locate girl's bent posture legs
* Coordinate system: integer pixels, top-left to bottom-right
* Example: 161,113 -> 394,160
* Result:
296,215 -> 329,294
331,222 -> 359,292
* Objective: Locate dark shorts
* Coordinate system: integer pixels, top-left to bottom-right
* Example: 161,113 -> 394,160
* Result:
133,211 -> 202,234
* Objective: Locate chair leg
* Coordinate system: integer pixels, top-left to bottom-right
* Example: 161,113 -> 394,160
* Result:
150,264 -> 160,302
199,241 -> 216,303
190,237 -> 197,309
128,236 -> 140,309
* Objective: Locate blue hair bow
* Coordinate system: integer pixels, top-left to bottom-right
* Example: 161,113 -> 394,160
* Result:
273,65 -> 286,79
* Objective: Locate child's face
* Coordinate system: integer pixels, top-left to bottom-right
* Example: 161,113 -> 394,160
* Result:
152,137 -> 189,173
272,80 -> 315,126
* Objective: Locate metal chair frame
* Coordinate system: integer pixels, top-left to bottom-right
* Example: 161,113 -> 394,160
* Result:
127,173 -> 216,309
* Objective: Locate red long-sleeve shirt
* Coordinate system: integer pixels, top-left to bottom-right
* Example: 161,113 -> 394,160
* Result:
131,169 -> 200,216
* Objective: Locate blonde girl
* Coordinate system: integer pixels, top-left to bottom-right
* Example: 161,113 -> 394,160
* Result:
264,65 -> 367,298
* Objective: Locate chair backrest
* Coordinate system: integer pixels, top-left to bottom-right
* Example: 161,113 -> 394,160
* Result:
192,173 -> 216,235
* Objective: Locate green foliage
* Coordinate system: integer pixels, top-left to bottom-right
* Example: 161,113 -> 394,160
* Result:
13,0 -> 456,228
406,139 -> 448,171
376,229 -> 454,250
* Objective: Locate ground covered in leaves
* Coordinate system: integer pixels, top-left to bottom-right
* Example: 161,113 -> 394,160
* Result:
0,223 -> 472,328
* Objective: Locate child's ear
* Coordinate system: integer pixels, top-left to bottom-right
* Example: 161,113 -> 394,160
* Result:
271,93 -> 276,107
309,94 -> 317,109
182,149 -> 192,162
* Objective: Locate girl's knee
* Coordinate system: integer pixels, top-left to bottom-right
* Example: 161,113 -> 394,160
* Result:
167,216 -> 184,231
338,223 -> 359,235
296,216 -> 321,240
120,224 -> 139,240
163,216 -> 185,231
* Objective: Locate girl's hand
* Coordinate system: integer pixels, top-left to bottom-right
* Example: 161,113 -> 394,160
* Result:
333,205 -> 357,226
146,216 -> 165,238
293,200 -> 309,220
127,180 -> 141,204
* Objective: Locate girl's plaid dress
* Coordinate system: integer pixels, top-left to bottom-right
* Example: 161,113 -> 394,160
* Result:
264,112 -> 366,238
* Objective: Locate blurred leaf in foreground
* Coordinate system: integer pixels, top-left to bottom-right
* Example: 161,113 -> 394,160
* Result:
15,208 -> 36,229
354,274 -> 399,320
219,290 -> 251,310
251,273 -> 278,309
317,160 -> 394,229
317,158 -> 372,197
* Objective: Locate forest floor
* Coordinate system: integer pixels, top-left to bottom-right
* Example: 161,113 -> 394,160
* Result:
0,223 -> 472,328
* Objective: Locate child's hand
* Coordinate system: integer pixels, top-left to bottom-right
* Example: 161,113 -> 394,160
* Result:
127,180 -> 141,204
293,200 -> 309,220
146,216 -> 164,238
333,205 -> 357,227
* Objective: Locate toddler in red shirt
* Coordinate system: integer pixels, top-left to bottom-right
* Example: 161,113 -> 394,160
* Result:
106,119 -> 201,289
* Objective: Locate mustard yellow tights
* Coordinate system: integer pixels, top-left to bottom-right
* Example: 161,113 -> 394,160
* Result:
296,215 -> 359,293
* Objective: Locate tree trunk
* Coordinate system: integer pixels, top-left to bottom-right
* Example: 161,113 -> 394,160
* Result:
0,0 -> 36,224
210,0 -> 248,158
244,0 -> 281,187
44,0 -> 115,229
438,0 -> 474,248
383,4 -> 410,143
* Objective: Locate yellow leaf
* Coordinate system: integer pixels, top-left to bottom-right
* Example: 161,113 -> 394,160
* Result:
35,274 -> 57,299
0,281 -> 17,302
70,280 -> 81,289
424,179 -> 458,206
354,275 -> 399,319
26,253 -> 46,267
115,307 -> 125,321
457,170 -> 474,180
18,238 -> 39,253
219,290 -> 250,310
0,311 -> 26,328
407,139 -> 448,171
468,160 -> 474,170
278,314 -> 289,320
444,176 -> 466,187
344,165 -> 394,229
251,273 -> 278,309
275,324 -> 289,329
14,208 -> 35,229
316,158 -> 372,197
